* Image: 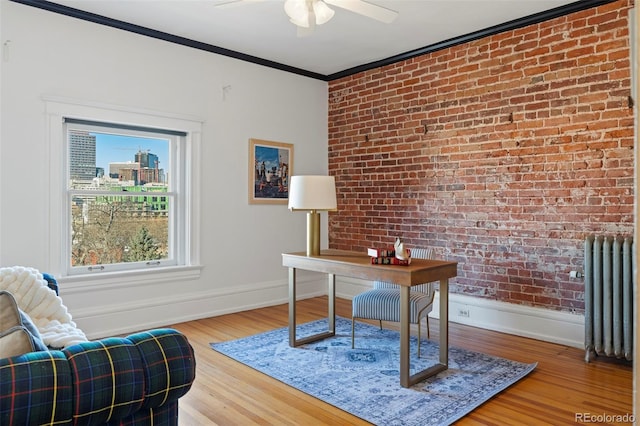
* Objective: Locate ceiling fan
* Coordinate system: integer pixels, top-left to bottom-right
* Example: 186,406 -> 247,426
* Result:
215,0 -> 398,31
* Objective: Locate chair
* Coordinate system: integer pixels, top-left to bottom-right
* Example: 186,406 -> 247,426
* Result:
351,247 -> 435,356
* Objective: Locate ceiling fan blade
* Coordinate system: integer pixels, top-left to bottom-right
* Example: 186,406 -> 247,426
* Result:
214,0 -> 264,9
324,0 -> 398,23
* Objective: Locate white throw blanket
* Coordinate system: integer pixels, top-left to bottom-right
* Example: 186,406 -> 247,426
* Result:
0,266 -> 88,348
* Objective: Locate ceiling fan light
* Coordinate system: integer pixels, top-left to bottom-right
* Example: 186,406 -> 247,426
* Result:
312,0 -> 334,25
284,0 -> 310,27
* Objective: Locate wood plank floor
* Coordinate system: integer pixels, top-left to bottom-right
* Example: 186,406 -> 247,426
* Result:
169,297 -> 633,425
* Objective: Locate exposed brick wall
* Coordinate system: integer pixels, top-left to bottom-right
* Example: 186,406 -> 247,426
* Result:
327,0 -> 634,313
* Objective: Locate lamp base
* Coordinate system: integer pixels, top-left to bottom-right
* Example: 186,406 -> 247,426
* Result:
306,211 -> 321,256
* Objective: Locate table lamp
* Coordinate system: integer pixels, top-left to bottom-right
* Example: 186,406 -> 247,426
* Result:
288,175 -> 337,256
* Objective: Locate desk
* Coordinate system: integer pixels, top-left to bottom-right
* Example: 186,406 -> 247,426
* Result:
282,249 -> 458,388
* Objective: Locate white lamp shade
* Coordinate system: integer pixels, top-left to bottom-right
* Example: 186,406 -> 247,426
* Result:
288,175 -> 337,211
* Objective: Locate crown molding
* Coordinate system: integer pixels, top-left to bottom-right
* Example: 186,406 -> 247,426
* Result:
12,0 -> 619,82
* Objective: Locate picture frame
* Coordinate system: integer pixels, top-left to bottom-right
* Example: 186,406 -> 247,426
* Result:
249,138 -> 293,204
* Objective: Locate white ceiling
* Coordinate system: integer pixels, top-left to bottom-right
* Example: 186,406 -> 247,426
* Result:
42,0 -> 583,78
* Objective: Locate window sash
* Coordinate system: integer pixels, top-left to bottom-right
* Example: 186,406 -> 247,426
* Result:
68,192 -> 177,273
64,121 -> 181,275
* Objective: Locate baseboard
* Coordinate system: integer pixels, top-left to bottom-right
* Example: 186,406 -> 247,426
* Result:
337,277 -> 585,349
431,291 -> 584,348
74,273 -> 585,349
74,272 -> 325,340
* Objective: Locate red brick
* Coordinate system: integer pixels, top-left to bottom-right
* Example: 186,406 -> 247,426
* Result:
327,0 -> 633,314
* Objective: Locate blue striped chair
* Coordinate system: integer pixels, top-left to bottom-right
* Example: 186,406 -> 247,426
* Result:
351,247 -> 435,356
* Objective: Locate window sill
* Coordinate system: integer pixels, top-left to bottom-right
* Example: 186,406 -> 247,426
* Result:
56,265 -> 203,294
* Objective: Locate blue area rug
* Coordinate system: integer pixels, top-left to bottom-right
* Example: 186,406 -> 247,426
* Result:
211,317 -> 536,425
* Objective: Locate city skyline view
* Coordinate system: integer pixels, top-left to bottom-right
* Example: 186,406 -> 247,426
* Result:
93,132 -> 169,176
68,129 -> 172,268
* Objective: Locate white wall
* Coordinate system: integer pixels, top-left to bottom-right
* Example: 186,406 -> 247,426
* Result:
0,1 -> 329,338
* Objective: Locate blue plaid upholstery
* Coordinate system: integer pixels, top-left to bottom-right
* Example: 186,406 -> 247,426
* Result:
126,329 -> 196,409
63,338 -> 146,424
0,351 -> 73,425
352,248 -> 436,354
108,402 -> 177,426
0,328 -> 195,426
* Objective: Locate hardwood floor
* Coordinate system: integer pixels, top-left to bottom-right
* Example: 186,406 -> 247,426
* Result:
170,297 -> 633,425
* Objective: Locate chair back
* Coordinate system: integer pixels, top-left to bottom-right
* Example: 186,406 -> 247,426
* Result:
373,247 -> 435,294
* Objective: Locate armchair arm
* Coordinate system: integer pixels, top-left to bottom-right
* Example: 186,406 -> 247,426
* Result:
0,351 -> 73,425
0,328 -> 195,426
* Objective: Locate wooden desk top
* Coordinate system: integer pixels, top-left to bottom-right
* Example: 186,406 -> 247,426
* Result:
282,249 -> 457,286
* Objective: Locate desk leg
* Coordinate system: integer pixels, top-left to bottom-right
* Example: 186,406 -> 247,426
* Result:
288,267 -> 297,346
328,273 -> 336,335
400,279 -> 450,387
400,286 -> 410,388
289,268 -> 336,347
439,278 -> 449,366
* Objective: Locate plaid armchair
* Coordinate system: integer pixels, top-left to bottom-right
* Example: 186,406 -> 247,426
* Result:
0,328 -> 196,425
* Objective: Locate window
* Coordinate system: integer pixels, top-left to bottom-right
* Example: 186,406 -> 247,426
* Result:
46,98 -> 201,282
65,120 -> 179,273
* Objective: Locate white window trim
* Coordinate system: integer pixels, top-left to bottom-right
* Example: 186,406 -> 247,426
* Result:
64,121 -> 181,274
45,96 -> 202,288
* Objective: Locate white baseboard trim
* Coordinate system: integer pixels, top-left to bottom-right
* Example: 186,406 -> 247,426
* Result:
74,273 -> 585,349
431,292 -> 584,349
337,277 -> 585,349
75,273 -> 325,340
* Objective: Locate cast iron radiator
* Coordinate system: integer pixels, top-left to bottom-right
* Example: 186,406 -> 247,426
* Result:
584,235 -> 634,362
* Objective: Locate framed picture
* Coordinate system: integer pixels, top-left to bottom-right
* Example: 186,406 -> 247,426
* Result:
249,138 -> 293,204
